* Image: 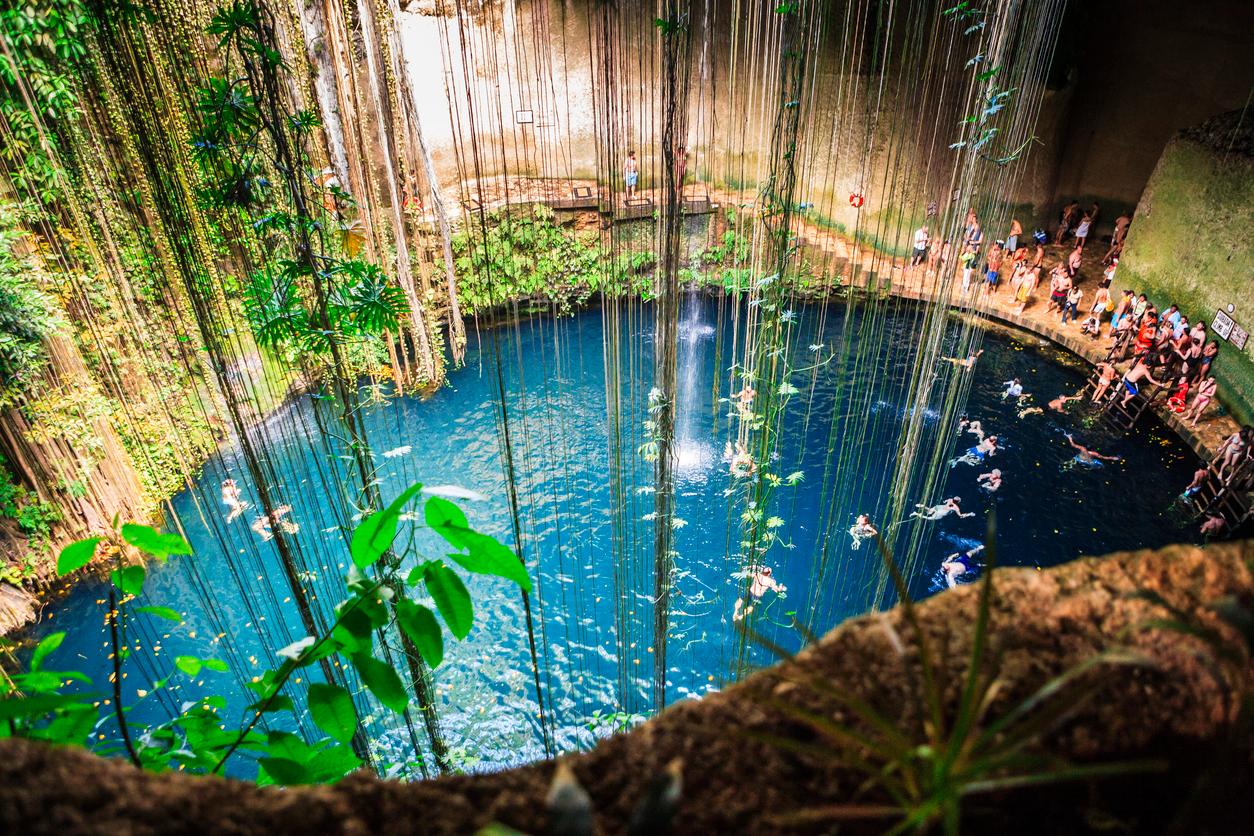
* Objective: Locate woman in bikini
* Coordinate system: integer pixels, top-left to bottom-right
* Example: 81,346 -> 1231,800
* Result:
1182,375 -> 1218,427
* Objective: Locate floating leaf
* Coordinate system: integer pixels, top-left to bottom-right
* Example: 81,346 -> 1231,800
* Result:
56,537 -> 101,576
174,656 -> 202,677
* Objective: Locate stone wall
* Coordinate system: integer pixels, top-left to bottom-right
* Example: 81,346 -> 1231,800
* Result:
1118,111 -> 1254,426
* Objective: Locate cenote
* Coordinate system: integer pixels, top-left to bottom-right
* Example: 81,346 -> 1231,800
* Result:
29,296 -> 1199,774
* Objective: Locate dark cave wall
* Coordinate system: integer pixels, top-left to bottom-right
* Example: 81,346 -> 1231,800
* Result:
1045,0 -> 1254,231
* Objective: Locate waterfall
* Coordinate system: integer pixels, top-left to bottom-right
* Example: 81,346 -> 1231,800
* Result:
674,287 -> 714,475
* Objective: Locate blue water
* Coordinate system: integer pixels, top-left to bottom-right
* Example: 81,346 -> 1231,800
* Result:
26,298 -> 1198,773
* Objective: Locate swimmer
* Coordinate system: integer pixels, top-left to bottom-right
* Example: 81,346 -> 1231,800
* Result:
1002,378 -> 1024,400
957,417 -> 986,442
1064,433 -> 1121,468
848,514 -> 878,550
251,505 -> 299,541
1017,406 -> 1043,418
910,497 -> 976,521
951,435 -> 999,467
732,565 -> 787,622
977,469 -> 1002,492
1048,392 -> 1084,413
942,349 -> 984,369
727,441 -> 757,478
941,544 -> 985,589
221,479 -> 249,523
733,384 -> 756,418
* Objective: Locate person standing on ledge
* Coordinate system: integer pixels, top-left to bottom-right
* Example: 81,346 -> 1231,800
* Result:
911,224 -> 930,268
624,150 -> 638,201
1006,218 -> 1022,253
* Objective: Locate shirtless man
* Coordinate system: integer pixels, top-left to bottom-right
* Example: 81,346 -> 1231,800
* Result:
977,469 -> 1002,492
952,435 -> 998,467
1048,392 -> 1084,413
958,416 -> 986,442
1064,433 -> 1121,467
623,150 -> 639,200
911,497 -> 976,520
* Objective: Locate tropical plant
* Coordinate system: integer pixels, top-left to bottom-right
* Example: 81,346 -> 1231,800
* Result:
742,514 -> 1164,834
0,481 -> 529,784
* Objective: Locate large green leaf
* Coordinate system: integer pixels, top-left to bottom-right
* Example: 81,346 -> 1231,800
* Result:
350,482 -> 424,569
29,632 -> 64,672
445,533 -> 531,593
351,654 -> 408,713
423,563 -> 473,640
307,683 -> 357,744
110,565 -> 146,597
56,536 -> 101,576
258,756 -> 308,787
425,497 -> 530,592
121,524 -> 192,561
396,599 -> 444,668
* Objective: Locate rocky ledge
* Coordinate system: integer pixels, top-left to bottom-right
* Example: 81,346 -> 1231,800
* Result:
1,540 -> 1251,834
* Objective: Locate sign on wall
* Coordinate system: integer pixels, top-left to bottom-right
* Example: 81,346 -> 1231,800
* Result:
1212,308 -> 1248,351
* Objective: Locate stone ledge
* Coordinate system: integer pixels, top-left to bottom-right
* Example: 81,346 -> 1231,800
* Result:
2,540 -> 1250,834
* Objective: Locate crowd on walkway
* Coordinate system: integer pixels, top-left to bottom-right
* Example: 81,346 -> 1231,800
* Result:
907,201 -> 1251,538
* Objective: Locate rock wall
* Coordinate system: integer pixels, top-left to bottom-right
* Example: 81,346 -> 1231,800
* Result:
2,539 -> 1250,834
1118,111 -> 1254,426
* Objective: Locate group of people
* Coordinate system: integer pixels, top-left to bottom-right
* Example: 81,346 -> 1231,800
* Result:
1181,425 -> 1254,537
221,479 -> 300,541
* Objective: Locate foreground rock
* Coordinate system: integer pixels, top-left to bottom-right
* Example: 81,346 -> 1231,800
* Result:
2,540 -> 1251,834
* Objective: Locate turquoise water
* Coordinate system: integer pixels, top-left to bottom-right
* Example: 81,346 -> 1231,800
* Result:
28,298 -> 1198,772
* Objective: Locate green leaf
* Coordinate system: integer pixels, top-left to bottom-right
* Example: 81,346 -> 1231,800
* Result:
174,656 -> 202,677
396,599 -> 444,667
350,482 -> 424,569
134,606 -> 182,623
258,756 -> 309,787
246,694 -> 294,714
307,683 -> 357,744
56,536 -> 101,576
121,524 -> 192,561
304,744 -> 362,784
445,534 -> 531,593
424,496 -> 471,547
423,563 -> 473,640
110,565 -> 146,597
352,654 -> 409,713
30,632 -> 64,672
0,693 -> 96,721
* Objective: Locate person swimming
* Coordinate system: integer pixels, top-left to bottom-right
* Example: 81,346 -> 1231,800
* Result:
221,479 -> 250,523
977,469 -> 1002,492
951,435 -> 999,467
958,417 -> 986,442
725,440 -> 757,478
732,565 -> 787,621
941,544 -> 985,589
910,497 -> 976,521
1002,378 -> 1024,400
251,505 -> 299,541
942,349 -> 984,369
1048,392 -> 1084,413
848,514 -> 878,550
1063,433 -> 1121,469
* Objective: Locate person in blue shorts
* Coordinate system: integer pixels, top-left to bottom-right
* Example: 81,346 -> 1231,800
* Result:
624,150 -> 638,200
942,544 -> 984,588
